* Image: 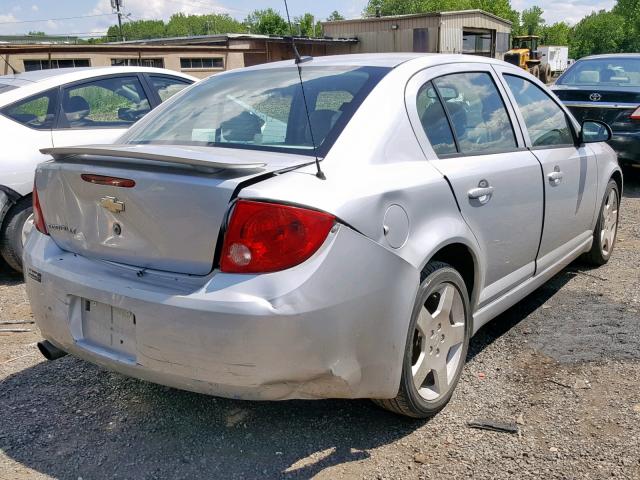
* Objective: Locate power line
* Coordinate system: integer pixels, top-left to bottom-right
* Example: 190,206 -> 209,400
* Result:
0,13 -> 115,25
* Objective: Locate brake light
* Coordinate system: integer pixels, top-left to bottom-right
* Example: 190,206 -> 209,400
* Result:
81,174 -> 135,188
630,106 -> 640,120
32,185 -> 48,235
220,200 -> 335,273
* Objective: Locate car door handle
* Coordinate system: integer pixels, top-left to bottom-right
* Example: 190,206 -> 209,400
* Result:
468,186 -> 494,203
548,170 -> 563,185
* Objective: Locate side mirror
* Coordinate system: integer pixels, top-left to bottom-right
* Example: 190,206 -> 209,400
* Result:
580,120 -> 612,143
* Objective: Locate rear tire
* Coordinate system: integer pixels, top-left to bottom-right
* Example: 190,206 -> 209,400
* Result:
373,261 -> 471,418
0,196 -> 33,273
583,179 -> 619,266
531,65 -> 540,80
540,64 -> 551,84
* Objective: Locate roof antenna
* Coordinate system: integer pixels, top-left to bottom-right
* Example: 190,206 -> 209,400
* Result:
283,0 -> 326,180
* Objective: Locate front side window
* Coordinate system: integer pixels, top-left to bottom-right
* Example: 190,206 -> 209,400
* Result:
122,66 -> 389,156
433,72 -> 517,154
148,76 -> 191,102
504,74 -> 574,147
61,76 -> 151,128
1,88 -> 58,129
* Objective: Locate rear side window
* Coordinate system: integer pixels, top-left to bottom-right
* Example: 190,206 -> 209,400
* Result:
1,88 -> 58,129
416,82 -> 457,155
433,72 -> 517,154
61,76 -> 151,129
148,75 -> 191,102
504,74 -> 574,147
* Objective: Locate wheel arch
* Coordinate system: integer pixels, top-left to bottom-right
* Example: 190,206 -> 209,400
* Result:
419,239 -> 482,315
0,185 -> 22,228
611,169 -> 623,197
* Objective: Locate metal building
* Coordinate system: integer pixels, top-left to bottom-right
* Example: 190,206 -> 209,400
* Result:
322,10 -> 512,59
0,34 -> 356,78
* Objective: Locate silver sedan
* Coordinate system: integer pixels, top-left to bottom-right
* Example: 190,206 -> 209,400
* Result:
24,54 -> 622,418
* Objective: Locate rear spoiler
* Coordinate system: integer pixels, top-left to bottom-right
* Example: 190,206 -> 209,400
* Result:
40,144 -> 267,170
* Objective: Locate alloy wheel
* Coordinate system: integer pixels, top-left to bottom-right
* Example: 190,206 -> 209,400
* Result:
411,282 -> 466,401
600,188 -> 618,256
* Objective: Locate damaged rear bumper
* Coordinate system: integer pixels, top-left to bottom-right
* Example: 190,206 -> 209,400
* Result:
24,225 -> 418,400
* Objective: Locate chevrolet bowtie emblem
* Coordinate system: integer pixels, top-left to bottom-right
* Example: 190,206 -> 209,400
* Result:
99,196 -> 125,214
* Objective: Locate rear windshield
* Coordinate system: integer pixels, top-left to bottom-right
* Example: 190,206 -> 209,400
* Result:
122,66 -> 390,156
557,57 -> 640,87
0,83 -> 18,94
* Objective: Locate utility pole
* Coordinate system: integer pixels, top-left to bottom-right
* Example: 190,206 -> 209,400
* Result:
111,0 -> 124,41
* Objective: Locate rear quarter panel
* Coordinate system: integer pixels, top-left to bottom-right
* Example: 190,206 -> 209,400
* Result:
588,141 -> 623,227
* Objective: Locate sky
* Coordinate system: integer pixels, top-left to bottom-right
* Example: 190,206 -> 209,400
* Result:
0,0 -> 617,37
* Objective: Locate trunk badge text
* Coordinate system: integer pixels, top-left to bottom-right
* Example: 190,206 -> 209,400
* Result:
589,93 -> 602,101
100,196 -> 125,214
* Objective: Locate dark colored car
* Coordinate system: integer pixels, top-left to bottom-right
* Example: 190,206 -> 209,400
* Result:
552,53 -> 640,165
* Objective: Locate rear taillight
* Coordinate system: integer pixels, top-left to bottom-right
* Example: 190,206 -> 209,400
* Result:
630,106 -> 640,120
220,200 -> 335,274
32,186 -> 48,235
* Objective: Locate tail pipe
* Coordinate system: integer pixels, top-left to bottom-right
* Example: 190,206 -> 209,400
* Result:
37,340 -> 68,361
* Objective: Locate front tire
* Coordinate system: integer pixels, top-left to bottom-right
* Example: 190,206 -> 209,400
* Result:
0,196 -> 33,273
584,179 -> 620,266
373,261 -> 471,418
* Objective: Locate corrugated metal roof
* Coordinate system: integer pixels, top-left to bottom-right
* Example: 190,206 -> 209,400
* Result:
108,34 -> 357,46
323,9 -> 512,27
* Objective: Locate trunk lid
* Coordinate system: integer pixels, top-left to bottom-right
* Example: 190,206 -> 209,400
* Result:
553,86 -> 640,129
36,144 -> 309,275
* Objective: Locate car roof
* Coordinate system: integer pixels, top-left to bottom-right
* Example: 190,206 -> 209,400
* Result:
0,67 -> 196,83
579,53 -> 640,61
238,53 -> 509,72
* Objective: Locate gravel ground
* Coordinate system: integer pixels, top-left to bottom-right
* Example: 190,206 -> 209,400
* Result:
1,169 -> 639,480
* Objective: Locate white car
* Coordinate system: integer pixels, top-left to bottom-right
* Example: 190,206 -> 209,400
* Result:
0,66 -> 196,272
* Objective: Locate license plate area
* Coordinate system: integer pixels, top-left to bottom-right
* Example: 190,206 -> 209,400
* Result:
77,298 -> 137,362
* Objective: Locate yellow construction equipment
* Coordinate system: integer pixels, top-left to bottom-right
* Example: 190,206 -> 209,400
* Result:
504,35 -> 552,83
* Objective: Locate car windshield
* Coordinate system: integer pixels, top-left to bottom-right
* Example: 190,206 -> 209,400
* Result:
122,65 -> 390,156
557,57 -> 640,87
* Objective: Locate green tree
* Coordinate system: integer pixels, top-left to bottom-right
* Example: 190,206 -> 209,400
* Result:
294,13 -> 322,37
327,10 -> 345,21
165,13 -> 192,36
570,10 -> 626,58
28,31 -> 46,36
364,0 -> 518,28
520,5 -> 545,36
243,8 -> 289,35
541,22 -> 571,46
474,0 -> 519,28
612,0 -> 640,51
107,19 -> 165,41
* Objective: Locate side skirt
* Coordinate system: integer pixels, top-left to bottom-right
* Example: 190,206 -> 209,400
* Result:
471,235 -> 593,335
